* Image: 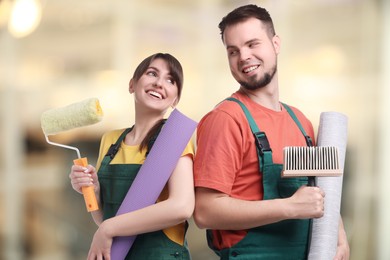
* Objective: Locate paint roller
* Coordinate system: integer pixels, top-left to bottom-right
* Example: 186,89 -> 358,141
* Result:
41,97 -> 103,212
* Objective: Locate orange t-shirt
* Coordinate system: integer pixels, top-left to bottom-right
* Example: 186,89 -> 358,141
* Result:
193,91 -> 315,250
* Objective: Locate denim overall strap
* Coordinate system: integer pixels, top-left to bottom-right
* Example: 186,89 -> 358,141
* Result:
100,127 -> 133,167
226,97 -> 273,173
281,103 -> 313,147
282,103 -> 315,187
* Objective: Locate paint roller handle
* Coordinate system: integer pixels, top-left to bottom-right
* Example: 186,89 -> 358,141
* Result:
73,157 -> 99,212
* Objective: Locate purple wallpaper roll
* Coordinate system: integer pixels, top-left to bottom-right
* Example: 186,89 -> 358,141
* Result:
110,109 -> 197,260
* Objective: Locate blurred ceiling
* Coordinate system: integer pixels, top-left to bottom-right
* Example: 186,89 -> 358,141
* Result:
0,0 -> 381,137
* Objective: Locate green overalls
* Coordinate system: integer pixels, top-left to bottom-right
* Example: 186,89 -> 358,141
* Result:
209,98 -> 313,260
98,126 -> 191,259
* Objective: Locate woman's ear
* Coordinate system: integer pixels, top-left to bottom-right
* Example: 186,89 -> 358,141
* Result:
171,97 -> 178,108
129,79 -> 135,93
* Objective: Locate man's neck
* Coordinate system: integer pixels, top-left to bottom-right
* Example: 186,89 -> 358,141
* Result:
239,83 -> 281,111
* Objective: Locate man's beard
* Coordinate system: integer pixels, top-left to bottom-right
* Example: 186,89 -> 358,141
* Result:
239,65 -> 277,91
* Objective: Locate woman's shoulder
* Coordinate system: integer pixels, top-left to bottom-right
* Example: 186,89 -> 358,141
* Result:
101,128 -> 129,143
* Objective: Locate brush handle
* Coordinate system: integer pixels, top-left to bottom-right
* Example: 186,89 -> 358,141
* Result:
308,176 -> 316,186
73,157 -> 99,212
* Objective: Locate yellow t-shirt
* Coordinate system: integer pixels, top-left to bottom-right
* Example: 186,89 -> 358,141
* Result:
96,128 -> 195,245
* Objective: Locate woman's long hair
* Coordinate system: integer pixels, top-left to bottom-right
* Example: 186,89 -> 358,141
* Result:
131,53 -> 184,152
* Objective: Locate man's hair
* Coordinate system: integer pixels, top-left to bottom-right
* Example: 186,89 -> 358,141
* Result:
218,4 -> 276,41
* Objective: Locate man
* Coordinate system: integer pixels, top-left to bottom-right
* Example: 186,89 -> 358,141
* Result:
193,4 -> 349,259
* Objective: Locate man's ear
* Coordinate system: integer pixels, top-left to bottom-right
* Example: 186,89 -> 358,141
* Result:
273,35 -> 281,54
129,79 -> 135,93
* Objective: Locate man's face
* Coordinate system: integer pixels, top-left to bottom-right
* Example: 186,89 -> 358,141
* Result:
223,18 -> 280,90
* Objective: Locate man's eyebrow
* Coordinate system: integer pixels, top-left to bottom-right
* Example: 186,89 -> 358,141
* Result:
226,38 -> 259,49
226,45 -> 237,50
246,39 -> 260,45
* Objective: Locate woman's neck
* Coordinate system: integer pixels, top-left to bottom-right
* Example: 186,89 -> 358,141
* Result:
125,110 -> 164,146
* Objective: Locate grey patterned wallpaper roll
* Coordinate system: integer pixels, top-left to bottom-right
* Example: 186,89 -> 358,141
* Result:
308,112 -> 348,260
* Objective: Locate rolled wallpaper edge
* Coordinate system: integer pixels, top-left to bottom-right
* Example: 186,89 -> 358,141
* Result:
308,112 -> 348,260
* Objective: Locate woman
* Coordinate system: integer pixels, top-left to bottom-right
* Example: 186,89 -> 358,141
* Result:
69,53 -> 194,259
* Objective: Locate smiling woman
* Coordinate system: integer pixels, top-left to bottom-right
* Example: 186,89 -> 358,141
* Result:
129,57 -> 180,117
68,53 -> 195,260
127,54 -> 184,152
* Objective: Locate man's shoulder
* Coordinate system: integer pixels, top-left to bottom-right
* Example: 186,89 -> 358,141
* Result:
282,103 -> 311,121
201,96 -> 248,123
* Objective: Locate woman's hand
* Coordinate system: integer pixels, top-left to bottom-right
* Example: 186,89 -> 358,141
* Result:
69,164 -> 100,195
87,222 -> 112,260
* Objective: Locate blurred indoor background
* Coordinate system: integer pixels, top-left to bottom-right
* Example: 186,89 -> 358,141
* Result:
0,0 -> 389,259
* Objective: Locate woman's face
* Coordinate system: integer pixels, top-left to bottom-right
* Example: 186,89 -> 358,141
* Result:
130,58 -> 179,113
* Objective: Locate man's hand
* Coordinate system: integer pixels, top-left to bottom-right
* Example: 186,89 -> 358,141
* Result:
287,185 -> 325,219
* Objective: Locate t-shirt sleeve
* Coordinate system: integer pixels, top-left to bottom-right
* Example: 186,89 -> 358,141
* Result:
96,132 -> 110,171
181,134 -> 195,160
95,129 -> 124,170
194,110 -> 243,195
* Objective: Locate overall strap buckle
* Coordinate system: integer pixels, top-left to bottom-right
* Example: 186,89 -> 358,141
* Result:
106,143 -> 120,159
105,127 -> 133,159
254,131 -> 272,156
305,135 -> 313,147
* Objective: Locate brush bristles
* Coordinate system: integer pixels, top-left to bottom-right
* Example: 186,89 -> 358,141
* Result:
41,98 -> 103,135
282,146 -> 342,177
